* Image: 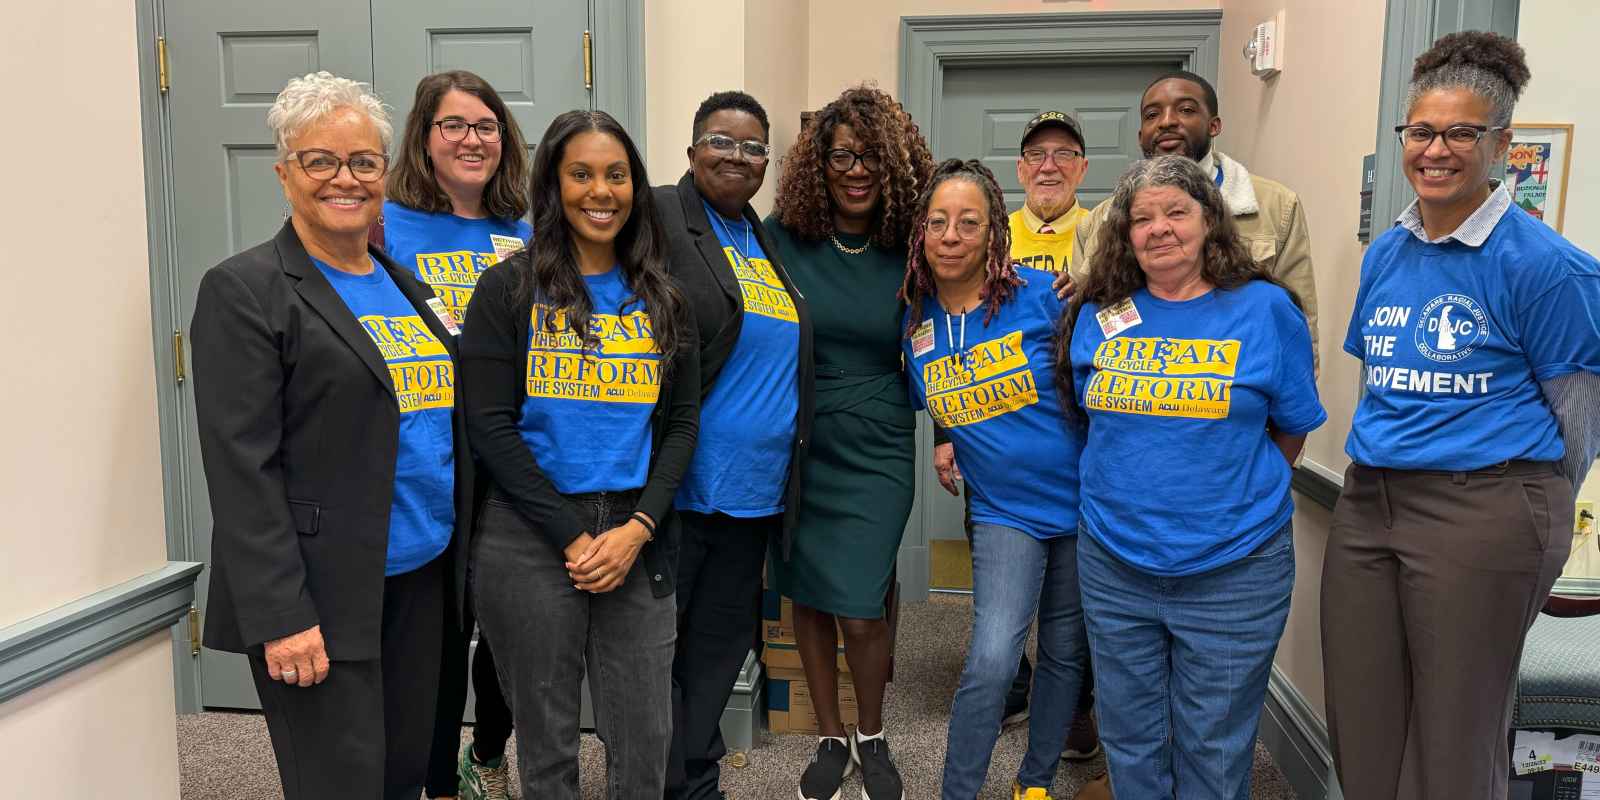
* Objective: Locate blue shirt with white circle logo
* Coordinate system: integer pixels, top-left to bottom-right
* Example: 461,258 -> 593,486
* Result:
1344,205 -> 1600,471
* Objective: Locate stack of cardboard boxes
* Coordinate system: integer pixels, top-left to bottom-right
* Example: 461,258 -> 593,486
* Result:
762,588 -> 856,734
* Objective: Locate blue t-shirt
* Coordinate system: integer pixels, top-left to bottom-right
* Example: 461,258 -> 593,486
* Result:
903,268 -> 1083,539
1072,281 -> 1325,576
383,200 -> 532,326
1345,208 -> 1600,470
313,258 -> 455,575
676,203 -> 800,516
519,267 -> 660,493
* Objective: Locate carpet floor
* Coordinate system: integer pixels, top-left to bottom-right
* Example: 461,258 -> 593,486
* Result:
178,594 -> 1297,799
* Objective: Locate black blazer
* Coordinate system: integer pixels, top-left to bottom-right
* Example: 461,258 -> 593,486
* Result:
654,173 -> 815,547
191,220 -> 474,660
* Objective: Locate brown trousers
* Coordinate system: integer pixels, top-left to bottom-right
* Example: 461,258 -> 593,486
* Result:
1321,461 -> 1572,800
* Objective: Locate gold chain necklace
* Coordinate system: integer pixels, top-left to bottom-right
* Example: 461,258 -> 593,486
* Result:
828,232 -> 868,255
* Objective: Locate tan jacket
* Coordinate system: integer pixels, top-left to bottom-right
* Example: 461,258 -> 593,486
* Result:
1071,151 -> 1320,371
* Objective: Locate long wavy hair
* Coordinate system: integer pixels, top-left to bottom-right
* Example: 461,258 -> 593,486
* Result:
773,84 -> 934,248
1053,155 -> 1300,419
386,70 -> 530,220
899,159 -> 1021,337
508,110 -> 686,365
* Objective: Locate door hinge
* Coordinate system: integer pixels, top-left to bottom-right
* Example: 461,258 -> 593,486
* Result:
157,36 -> 170,94
582,30 -> 593,91
173,329 -> 186,385
187,604 -> 201,657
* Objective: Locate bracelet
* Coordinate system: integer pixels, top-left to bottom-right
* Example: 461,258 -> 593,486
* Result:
630,512 -> 656,541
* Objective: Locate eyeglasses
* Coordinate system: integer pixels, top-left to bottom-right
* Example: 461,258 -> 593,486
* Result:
434,118 -> 505,143
1021,147 -> 1083,168
1394,124 -> 1506,152
695,133 -> 772,162
924,217 -> 988,240
826,148 -> 882,174
286,149 -> 389,182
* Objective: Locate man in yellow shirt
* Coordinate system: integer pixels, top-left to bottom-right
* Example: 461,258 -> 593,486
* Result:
1010,111 -> 1091,274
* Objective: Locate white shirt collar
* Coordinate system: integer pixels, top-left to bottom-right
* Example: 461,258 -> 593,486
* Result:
1396,182 -> 1512,246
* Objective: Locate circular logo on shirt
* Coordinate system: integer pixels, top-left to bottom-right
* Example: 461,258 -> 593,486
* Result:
1413,293 -> 1489,363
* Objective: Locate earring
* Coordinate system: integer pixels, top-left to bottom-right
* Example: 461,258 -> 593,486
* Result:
377,212 -> 386,226
282,205 -> 291,220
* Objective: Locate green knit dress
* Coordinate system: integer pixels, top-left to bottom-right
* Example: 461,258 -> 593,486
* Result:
764,219 -> 916,619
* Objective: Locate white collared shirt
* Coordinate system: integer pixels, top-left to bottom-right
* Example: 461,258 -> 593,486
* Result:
1396,182 -> 1512,247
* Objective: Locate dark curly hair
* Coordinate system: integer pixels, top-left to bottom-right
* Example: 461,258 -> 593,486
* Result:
1053,155 -> 1301,420
773,84 -> 934,248
387,70 -> 530,220
509,110 -> 687,366
692,90 -> 770,141
899,159 -> 1021,337
1408,31 -> 1530,127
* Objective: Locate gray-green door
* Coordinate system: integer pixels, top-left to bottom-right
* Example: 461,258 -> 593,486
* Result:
937,60 -> 1182,211
916,59 -> 1180,590
164,0 -> 592,711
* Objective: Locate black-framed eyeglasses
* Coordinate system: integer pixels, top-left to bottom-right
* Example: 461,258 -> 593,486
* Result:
286,149 -> 390,182
924,216 -> 988,240
695,133 -> 772,162
826,148 -> 882,174
1394,124 -> 1506,152
1021,147 -> 1083,168
434,117 -> 505,143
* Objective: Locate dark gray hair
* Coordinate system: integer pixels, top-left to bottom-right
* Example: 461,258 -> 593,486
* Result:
266,71 -> 392,157
1405,31 -> 1530,127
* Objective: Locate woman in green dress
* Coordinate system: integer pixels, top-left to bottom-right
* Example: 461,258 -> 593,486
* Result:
765,84 -> 933,800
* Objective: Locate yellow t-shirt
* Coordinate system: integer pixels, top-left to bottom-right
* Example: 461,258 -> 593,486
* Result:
1008,204 -> 1088,274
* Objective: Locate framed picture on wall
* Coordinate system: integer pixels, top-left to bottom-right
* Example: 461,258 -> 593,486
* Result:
1504,123 -> 1575,232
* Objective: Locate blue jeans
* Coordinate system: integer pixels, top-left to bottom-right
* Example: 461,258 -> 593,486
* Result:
941,524 -> 1088,799
1078,521 -> 1293,800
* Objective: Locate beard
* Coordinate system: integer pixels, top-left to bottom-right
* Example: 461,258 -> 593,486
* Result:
1142,132 -> 1210,162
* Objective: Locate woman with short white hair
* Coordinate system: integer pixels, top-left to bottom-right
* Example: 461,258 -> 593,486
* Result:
190,70 -> 474,800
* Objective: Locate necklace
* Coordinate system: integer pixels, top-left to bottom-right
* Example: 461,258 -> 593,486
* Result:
829,232 -> 868,255
703,199 -> 753,262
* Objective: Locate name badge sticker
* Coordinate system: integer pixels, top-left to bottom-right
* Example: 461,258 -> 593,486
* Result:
489,234 -> 524,263
911,319 -> 936,358
425,297 -> 462,336
1096,298 -> 1143,338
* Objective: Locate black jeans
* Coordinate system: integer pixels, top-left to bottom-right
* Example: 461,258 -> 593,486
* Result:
250,554 -> 444,800
665,511 -> 772,800
424,603 -> 514,797
473,489 -> 676,800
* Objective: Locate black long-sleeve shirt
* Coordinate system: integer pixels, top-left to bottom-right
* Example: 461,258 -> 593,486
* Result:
457,256 -> 699,596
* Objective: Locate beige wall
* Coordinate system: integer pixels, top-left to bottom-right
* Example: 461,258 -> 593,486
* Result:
1518,0 -> 1600,506
642,0 -> 810,216
2,2 -> 180,797
1217,0 -> 1388,719
0,637 -> 180,798
745,0 -> 812,215
3,1 -> 170,626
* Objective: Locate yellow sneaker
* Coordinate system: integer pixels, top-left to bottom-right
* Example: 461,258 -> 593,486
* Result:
1011,781 -> 1052,800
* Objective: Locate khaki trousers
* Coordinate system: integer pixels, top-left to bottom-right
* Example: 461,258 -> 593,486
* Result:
1321,461 -> 1572,800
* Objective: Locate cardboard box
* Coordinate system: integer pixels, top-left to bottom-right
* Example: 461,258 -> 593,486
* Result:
766,668 -> 857,734
761,640 -> 849,672
761,589 -> 849,672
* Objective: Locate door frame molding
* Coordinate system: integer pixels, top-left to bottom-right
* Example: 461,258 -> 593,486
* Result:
893,10 -> 1221,602
134,0 -> 647,714
898,11 -> 1223,161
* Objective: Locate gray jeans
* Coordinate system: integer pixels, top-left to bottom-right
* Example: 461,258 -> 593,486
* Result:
472,489 -> 676,800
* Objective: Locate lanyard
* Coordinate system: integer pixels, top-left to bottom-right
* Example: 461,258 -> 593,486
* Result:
945,307 -> 967,369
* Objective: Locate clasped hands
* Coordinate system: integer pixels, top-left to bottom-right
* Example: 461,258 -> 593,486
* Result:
564,514 -> 653,594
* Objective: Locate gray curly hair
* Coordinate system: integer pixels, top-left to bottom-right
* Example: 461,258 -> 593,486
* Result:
266,71 -> 392,157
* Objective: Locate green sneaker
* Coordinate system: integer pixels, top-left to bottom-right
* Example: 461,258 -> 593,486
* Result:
457,741 -> 515,800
